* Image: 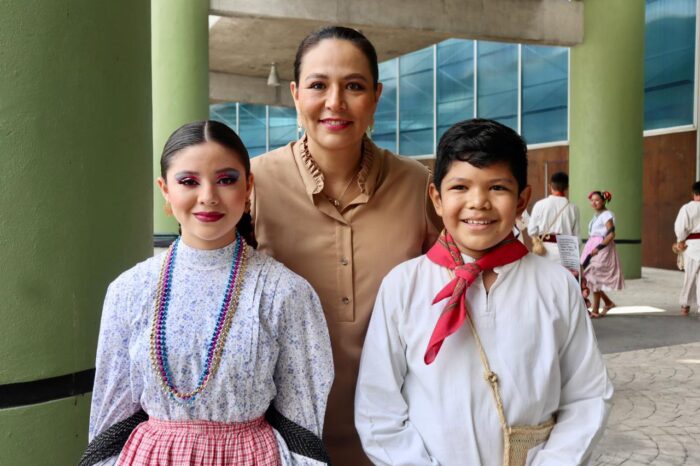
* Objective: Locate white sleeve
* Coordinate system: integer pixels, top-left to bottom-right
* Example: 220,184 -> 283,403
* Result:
270,274 -> 334,466
675,205 -> 689,242
531,276 -> 614,466
528,202 -> 543,236
88,280 -> 142,462
355,278 -> 439,466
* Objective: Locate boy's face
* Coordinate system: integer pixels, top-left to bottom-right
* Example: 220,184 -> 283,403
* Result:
429,160 -> 531,258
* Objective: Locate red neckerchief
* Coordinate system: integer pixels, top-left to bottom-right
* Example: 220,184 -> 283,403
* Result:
552,191 -> 566,197
424,231 -> 529,364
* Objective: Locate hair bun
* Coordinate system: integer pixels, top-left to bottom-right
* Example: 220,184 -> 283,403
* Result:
603,191 -> 612,203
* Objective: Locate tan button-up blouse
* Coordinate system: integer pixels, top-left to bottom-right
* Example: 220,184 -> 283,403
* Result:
251,137 -> 438,466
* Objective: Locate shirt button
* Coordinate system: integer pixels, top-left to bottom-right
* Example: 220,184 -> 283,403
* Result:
341,297 -> 351,305
340,258 -> 349,266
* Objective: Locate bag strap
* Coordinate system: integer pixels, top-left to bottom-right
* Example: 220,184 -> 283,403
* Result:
539,200 -> 570,239
463,308 -> 510,432
446,269 -> 509,432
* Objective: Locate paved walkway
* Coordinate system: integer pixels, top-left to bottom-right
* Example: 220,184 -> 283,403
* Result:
589,268 -> 700,465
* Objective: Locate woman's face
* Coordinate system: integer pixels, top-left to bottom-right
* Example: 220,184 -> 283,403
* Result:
291,38 -> 382,154
157,141 -> 253,250
590,193 -> 605,211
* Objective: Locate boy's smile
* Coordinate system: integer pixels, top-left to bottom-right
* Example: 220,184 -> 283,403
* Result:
430,160 -> 531,258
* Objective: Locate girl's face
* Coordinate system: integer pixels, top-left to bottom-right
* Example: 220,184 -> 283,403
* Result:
157,142 -> 253,250
291,38 -> 382,155
590,194 -> 605,211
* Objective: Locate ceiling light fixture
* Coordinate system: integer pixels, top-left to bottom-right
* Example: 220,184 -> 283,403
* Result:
267,62 -> 280,87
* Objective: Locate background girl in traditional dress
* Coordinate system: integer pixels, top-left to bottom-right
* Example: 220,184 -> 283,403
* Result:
581,190 -> 625,318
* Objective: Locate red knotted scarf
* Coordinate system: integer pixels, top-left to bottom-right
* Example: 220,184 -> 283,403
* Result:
424,231 -> 529,364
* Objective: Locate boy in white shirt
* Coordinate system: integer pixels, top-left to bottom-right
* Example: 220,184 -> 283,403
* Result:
528,172 -> 580,263
355,119 -> 613,466
674,181 -> 700,315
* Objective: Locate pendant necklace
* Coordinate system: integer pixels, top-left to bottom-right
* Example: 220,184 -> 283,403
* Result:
325,172 -> 358,208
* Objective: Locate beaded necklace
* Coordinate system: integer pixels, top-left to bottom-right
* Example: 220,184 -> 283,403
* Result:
149,234 -> 249,403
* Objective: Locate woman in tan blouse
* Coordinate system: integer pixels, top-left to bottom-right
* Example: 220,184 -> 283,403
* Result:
251,26 -> 438,466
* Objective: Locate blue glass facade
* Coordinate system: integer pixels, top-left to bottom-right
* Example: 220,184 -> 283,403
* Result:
437,39 -> 474,142
373,60 -> 398,153
644,0 -> 696,130
212,2 -> 697,155
477,42 -> 519,131
399,47 -> 434,155
522,45 -> 568,144
269,106 -> 297,151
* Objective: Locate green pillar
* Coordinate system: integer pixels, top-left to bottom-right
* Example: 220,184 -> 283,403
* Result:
570,0 -> 645,279
152,0 -> 209,239
0,1 -> 151,464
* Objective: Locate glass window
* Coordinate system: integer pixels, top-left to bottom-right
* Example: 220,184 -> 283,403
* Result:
522,45 -> 568,144
210,102 -> 238,130
477,41 -> 518,131
269,106 -> 297,151
399,47 -> 434,156
374,59 -> 397,153
644,0 -> 696,130
238,104 -> 266,157
437,39 -> 474,143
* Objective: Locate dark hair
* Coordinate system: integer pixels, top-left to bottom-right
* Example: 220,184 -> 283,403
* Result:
160,120 -> 257,248
588,190 -> 612,204
692,181 -> 700,195
294,26 -> 379,88
550,171 -> 569,192
433,119 -> 528,193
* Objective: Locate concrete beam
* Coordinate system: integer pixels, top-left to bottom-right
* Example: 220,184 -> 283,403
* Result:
210,0 -> 583,46
210,71 -> 295,107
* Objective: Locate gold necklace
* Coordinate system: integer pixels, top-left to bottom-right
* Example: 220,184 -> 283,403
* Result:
325,172 -> 358,208
302,135 -> 361,209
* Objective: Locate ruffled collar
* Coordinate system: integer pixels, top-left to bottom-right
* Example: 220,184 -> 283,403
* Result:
297,134 -> 376,197
174,237 -> 239,270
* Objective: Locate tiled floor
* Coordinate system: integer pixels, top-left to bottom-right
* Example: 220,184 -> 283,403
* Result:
590,268 -> 700,465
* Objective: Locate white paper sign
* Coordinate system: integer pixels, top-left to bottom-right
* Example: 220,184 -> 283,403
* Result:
556,234 -> 581,273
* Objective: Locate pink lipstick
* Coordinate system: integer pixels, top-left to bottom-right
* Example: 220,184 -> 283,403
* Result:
194,212 -> 224,222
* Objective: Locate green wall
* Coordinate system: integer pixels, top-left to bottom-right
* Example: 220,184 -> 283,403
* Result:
0,396 -> 92,466
570,0 -> 645,279
0,0 -> 152,463
152,0 -> 209,236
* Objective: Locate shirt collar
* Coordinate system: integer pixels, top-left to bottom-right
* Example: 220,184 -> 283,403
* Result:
292,134 -> 380,204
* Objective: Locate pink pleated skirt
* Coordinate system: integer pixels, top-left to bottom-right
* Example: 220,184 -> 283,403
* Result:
117,416 -> 281,466
581,236 -> 625,292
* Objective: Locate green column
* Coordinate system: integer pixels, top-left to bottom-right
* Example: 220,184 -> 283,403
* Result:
570,0 -> 645,279
0,1 -> 151,464
152,0 -> 210,238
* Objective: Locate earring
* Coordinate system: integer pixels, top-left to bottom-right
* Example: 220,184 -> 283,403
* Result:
163,201 -> 173,216
365,124 -> 374,138
245,197 -> 251,213
297,120 -> 303,134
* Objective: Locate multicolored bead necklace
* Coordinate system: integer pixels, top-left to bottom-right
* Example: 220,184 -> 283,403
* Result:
149,234 -> 248,403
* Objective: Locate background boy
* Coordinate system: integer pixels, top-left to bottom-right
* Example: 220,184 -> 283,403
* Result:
355,119 -> 612,465
528,171 -> 580,263
674,181 -> 700,315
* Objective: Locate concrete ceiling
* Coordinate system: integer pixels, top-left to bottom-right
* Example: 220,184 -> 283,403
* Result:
209,16 -> 449,81
208,0 -> 582,105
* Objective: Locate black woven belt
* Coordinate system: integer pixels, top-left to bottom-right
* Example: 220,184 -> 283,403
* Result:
78,406 -> 331,465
